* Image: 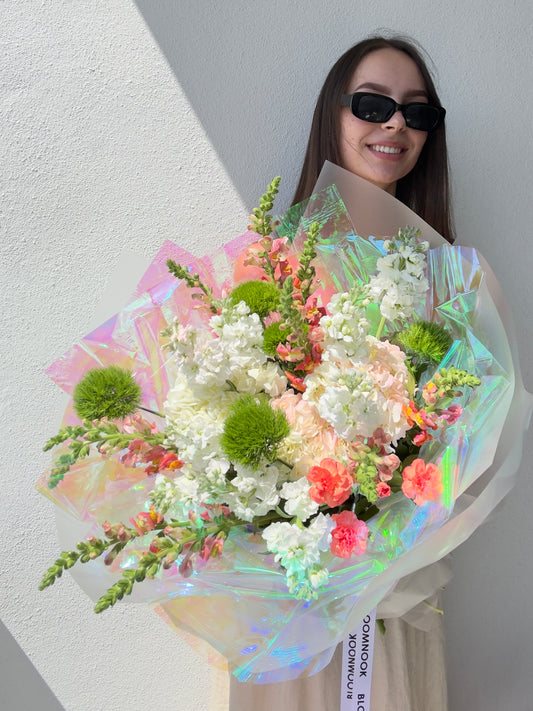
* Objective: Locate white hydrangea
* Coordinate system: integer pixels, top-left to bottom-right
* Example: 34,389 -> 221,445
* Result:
367,227 -> 429,321
164,373 -> 235,469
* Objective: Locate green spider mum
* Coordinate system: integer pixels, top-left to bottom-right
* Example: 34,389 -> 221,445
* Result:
73,366 -> 142,421
394,321 -> 453,379
262,321 -> 288,356
220,395 -> 289,469
230,280 -> 280,319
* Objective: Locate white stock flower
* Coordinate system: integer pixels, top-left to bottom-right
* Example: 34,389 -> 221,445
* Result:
152,471 -> 202,519
320,288 -> 370,360
367,227 -> 429,321
303,337 -> 410,443
223,465 -> 283,522
263,513 -> 332,572
280,478 -> 319,521
262,514 -> 333,597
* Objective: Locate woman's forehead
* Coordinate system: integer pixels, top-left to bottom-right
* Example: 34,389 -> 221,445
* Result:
347,48 -> 427,97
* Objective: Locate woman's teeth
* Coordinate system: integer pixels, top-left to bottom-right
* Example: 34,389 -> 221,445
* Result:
370,145 -> 403,154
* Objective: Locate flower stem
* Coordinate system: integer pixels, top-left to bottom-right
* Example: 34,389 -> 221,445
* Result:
375,315 -> 387,340
139,406 -> 164,418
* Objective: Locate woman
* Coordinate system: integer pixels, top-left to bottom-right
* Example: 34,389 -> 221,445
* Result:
293,35 -> 454,244
229,35 -> 451,711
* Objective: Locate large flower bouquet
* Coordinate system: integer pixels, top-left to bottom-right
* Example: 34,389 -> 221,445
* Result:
38,166 -> 527,682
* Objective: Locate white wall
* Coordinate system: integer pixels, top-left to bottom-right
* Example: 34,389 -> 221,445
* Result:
2,2 -> 532,710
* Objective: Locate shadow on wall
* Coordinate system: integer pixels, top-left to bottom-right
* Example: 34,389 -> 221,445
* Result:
133,1 -> 361,211
0,620 -> 64,710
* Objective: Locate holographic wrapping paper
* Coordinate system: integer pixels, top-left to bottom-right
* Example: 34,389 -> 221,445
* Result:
38,165 -> 532,683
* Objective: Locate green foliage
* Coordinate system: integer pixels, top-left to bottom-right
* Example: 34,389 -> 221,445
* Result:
386,226 -> 424,253
394,321 -> 453,380
73,366 -> 142,421
230,280 -> 280,319
220,395 -> 290,469
248,177 -> 281,236
354,494 -> 379,522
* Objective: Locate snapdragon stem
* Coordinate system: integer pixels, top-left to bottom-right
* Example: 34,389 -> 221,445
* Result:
375,315 -> 387,340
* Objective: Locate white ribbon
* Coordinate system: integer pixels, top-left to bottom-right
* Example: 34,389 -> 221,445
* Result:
340,608 -> 377,711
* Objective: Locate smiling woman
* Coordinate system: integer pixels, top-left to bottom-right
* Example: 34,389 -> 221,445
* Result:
230,34 -> 452,711
338,48 -> 431,194
292,35 -> 453,244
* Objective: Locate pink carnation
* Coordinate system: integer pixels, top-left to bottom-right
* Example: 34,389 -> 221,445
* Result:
376,481 -> 391,498
401,458 -> 443,506
330,510 -> 369,558
307,458 -> 353,508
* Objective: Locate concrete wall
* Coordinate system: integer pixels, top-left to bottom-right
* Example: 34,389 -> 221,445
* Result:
2,2 -> 532,710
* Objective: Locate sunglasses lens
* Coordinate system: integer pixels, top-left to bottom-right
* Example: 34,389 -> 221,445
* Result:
353,94 -> 394,123
404,105 -> 441,131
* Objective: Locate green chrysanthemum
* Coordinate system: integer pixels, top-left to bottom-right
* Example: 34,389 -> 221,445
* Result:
394,321 -> 452,379
230,280 -> 280,319
262,321 -> 287,356
220,395 -> 290,469
73,366 -> 142,421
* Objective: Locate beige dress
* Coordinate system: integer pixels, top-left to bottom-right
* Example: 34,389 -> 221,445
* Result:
229,615 -> 447,711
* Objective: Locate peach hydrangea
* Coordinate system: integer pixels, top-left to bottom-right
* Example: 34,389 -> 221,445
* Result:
271,390 -> 349,478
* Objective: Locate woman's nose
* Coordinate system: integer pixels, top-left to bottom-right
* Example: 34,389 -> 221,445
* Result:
382,109 -> 406,131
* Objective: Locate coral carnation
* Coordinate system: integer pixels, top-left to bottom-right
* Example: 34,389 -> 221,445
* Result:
307,458 -> 353,507
330,510 -> 369,558
401,458 -> 443,505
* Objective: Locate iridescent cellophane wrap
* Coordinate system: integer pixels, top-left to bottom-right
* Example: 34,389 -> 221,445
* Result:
37,165 -> 532,683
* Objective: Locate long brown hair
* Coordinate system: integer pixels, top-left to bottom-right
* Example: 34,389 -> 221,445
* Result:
292,36 -> 454,244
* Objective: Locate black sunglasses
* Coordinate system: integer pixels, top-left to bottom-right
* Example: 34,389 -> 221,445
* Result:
341,92 -> 445,131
